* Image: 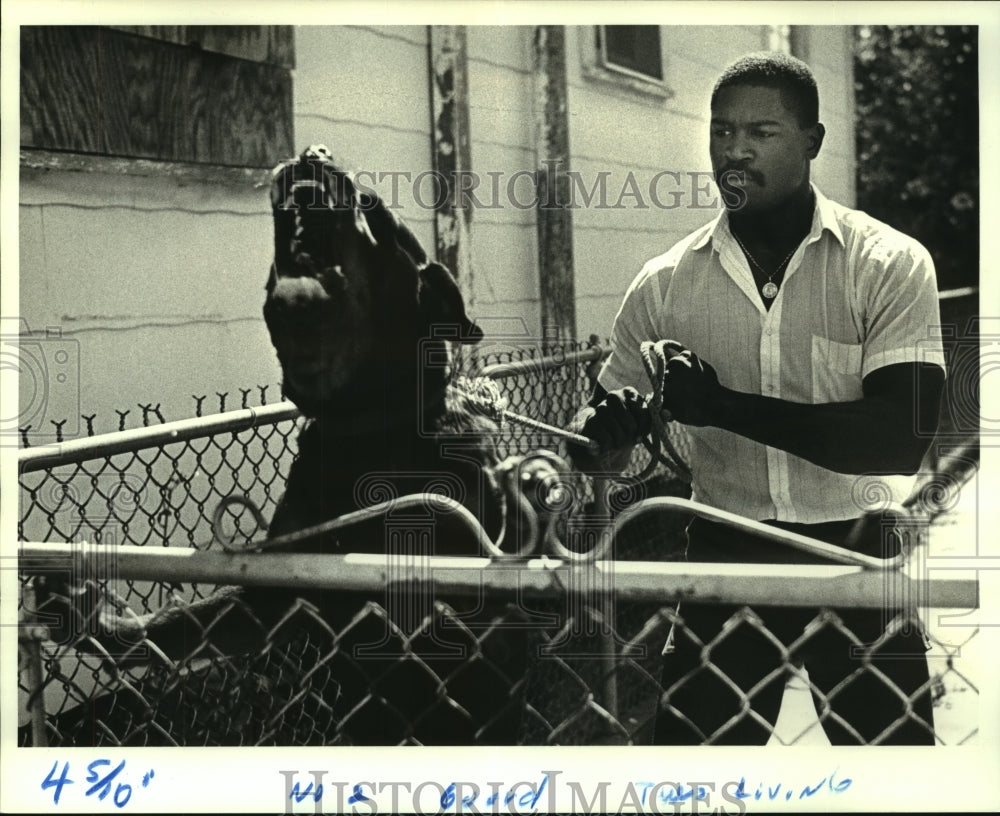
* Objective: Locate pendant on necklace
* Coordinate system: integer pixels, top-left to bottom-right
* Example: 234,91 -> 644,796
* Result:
762,281 -> 779,299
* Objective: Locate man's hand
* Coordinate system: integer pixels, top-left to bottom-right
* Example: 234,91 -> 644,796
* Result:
657,340 -> 724,426
566,387 -> 651,473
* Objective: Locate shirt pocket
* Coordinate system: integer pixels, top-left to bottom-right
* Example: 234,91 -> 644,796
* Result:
811,335 -> 864,403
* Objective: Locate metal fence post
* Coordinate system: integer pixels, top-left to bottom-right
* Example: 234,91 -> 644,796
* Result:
19,581 -> 49,747
593,477 -> 619,725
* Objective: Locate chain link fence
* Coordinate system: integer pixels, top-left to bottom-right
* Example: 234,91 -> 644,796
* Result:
16,339 -> 980,747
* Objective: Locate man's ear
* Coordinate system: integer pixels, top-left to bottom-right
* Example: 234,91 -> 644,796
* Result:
806,122 -> 825,160
418,262 -> 483,344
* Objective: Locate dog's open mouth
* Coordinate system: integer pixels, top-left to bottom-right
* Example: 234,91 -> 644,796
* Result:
264,146 -> 383,411
270,145 -> 376,278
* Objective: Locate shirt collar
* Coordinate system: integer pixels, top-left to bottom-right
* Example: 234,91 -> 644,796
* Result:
692,183 -> 846,252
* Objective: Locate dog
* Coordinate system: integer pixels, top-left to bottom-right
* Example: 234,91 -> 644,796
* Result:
262,145 -> 510,548
29,146 -> 553,746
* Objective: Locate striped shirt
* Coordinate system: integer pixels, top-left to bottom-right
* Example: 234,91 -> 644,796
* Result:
598,186 -> 946,523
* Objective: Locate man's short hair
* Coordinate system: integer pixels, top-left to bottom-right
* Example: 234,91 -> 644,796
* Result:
711,52 -> 819,128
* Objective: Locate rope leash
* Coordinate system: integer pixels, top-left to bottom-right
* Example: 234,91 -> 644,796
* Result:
455,371 -> 692,484
638,342 -> 692,483
453,375 -> 599,451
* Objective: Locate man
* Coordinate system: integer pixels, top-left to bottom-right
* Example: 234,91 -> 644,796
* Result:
569,52 -> 946,745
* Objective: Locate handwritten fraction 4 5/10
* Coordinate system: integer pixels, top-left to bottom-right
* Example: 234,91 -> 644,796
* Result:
41,759 -> 154,809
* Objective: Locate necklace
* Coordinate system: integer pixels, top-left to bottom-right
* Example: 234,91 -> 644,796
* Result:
732,232 -> 797,300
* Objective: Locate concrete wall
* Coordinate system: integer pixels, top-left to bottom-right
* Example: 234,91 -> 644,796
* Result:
16,25 -> 439,442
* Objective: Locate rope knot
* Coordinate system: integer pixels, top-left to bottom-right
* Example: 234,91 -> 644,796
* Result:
453,375 -> 509,427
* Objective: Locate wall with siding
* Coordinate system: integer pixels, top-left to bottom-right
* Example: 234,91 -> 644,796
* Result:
292,26 -> 543,340
16,24 -> 857,441
293,26 -> 436,254
464,26 -> 541,337
17,161 -> 281,440
799,26 -> 858,207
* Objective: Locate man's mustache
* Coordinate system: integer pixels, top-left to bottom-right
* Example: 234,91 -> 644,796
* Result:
716,166 -> 765,186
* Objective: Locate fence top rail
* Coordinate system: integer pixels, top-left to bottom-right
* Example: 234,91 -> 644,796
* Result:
15,341 -> 609,470
18,402 -> 302,474
610,497 -> 906,570
479,343 -> 608,380
18,541 -> 978,609
938,285 -> 978,300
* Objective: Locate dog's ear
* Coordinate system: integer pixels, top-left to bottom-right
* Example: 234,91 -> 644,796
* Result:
419,262 -> 483,344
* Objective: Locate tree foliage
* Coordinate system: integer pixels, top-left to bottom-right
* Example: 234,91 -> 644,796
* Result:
854,26 -> 978,291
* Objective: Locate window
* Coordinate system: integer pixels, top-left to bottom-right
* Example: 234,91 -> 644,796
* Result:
20,26 -> 294,168
581,25 -> 671,99
598,26 -> 664,81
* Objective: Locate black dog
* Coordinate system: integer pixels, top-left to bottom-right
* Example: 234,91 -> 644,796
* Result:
31,146 -> 549,746
263,145 -> 510,548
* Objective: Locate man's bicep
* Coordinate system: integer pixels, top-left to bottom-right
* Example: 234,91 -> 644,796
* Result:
862,361 -> 945,436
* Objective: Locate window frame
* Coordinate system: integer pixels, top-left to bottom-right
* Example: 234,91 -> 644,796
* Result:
580,25 -> 673,100
598,25 -> 664,83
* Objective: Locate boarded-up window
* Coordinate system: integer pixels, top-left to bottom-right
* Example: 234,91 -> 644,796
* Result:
597,26 -> 663,81
20,26 -> 294,168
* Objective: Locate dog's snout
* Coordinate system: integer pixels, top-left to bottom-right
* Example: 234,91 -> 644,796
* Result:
265,276 -> 336,328
290,179 -> 345,264
268,275 -> 330,306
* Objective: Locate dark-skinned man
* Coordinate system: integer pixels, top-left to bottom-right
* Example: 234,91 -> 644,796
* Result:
569,52 -> 945,745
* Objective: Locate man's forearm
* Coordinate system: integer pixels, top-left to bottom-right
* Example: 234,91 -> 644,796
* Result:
710,388 -> 928,475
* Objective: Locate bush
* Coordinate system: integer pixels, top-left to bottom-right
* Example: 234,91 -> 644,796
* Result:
854,26 -> 978,292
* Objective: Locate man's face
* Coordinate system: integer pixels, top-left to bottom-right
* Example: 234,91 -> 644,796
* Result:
710,84 -> 822,214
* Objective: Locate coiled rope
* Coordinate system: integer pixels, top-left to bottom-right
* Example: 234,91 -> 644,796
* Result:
637,341 -> 693,483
